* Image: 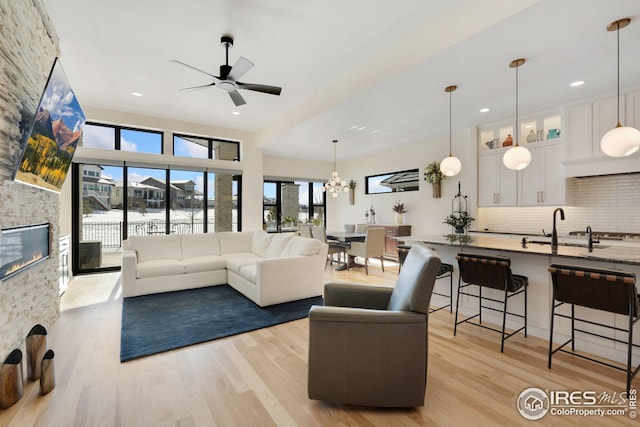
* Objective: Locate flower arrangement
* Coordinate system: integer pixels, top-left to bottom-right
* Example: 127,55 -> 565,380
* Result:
424,161 -> 446,184
348,179 -> 357,190
392,200 -> 407,213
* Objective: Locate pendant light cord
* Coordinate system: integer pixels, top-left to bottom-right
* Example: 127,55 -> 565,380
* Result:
617,21 -> 621,125
333,140 -> 337,173
449,89 -> 452,156
515,63 -> 519,147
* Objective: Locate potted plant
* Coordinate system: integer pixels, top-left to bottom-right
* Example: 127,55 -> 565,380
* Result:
444,211 -> 475,234
424,161 -> 445,198
348,179 -> 357,205
392,200 -> 407,224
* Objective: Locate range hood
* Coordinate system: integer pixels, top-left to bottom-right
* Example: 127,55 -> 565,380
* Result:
563,155 -> 640,178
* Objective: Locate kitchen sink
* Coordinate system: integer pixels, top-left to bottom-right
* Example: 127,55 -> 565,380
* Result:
527,240 -> 609,249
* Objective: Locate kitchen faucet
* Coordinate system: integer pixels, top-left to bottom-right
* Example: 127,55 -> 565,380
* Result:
551,208 -> 565,254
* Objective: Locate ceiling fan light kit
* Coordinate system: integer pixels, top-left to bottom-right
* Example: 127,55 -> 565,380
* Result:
600,17 -> 640,157
440,85 -> 462,177
172,35 -> 282,107
503,58 -> 532,171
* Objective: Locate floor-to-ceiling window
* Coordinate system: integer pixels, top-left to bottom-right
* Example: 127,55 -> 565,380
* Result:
72,124 -> 241,274
263,180 -> 326,232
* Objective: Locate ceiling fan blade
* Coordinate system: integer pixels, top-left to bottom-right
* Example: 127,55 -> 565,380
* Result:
178,82 -> 216,92
228,90 -> 246,106
170,60 -> 220,81
237,82 -> 282,96
228,57 -> 254,81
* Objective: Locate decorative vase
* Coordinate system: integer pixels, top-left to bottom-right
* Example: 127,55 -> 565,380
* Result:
0,349 -> 23,409
349,189 -> 354,205
454,227 -> 465,234
39,350 -> 55,395
395,212 -> 404,225
502,134 -> 513,147
432,181 -> 442,198
26,324 -> 47,381
526,130 -> 537,143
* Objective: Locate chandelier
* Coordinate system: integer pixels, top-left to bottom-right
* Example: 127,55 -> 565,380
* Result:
321,139 -> 349,198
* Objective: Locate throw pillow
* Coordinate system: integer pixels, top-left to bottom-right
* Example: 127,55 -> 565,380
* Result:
251,230 -> 273,257
280,236 -> 321,257
265,233 -> 293,258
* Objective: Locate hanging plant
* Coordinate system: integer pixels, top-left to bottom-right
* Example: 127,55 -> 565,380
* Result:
424,162 -> 445,184
424,161 -> 446,198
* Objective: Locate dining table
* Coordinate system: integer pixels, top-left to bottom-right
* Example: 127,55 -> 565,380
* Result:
325,231 -> 367,270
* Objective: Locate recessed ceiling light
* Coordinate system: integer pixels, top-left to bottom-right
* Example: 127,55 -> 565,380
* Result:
131,92 -> 143,97
357,126 -> 366,131
480,108 -> 490,113
570,80 -> 585,87
349,125 -> 359,130
371,129 -> 381,134
232,111 -> 240,115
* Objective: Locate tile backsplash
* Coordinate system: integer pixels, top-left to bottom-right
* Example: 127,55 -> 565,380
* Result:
477,174 -> 640,235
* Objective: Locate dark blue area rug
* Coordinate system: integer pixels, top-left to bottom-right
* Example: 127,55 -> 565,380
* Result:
120,285 -> 323,362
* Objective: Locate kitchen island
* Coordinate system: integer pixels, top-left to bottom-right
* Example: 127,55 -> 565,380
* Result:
401,233 -> 640,366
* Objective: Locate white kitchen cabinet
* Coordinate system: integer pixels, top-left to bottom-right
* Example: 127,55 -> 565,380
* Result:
564,90 -> 640,177
478,153 -> 517,207
517,143 -> 565,206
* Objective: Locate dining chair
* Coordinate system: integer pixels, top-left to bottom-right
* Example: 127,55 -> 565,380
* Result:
346,227 -> 385,275
343,224 -> 355,232
312,226 -> 346,267
299,224 -> 313,238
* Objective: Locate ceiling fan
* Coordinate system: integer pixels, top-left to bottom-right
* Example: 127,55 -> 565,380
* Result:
171,36 -> 282,107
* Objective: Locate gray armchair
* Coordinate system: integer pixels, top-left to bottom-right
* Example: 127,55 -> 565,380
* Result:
308,245 -> 441,407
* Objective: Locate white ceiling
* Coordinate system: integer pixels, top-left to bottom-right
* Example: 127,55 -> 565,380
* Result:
43,0 -> 640,162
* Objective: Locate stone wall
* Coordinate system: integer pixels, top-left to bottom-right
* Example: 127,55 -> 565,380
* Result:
0,0 -> 61,358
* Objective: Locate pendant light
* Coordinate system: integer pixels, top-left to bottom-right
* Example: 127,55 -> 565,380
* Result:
503,58 -> 532,171
440,85 -> 462,177
600,18 -> 640,157
321,139 -> 349,198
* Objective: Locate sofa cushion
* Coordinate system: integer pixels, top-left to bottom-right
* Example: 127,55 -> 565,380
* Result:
219,231 -> 254,254
181,233 -> 220,258
280,236 -> 322,257
265,233 -> 293,258
251,230 -> 273,257
127,235 -> 183,263
227,256 -> 261,274
182,255 -> 227,274
238,264 -> 257,283
137,259 -> 185,279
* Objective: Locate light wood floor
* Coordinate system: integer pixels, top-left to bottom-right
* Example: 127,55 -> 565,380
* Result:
1,261 -> 638,426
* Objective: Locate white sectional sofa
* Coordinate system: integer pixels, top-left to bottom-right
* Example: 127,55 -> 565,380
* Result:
121,231 -> 329,307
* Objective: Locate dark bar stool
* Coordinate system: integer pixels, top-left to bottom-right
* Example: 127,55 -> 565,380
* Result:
398,244 -> 453,313
454,253 -> 528,352
548,264 -> 640,394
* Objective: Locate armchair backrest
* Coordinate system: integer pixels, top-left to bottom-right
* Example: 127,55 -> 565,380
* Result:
364,227 -> 385,256
344,224 -> 356,232
388,245 -> 441,314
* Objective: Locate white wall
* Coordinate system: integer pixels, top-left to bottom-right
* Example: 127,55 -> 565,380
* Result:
328,128 -> 477,235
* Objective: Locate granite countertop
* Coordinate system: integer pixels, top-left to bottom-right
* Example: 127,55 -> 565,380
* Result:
401,234 -> 640,265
